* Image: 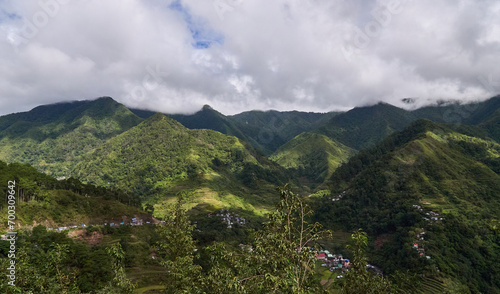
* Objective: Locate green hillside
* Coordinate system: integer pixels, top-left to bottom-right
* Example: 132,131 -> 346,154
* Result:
132,105 -> 338,155
316,102 -> 417,150
0,96 -> 499,292
71,113 -> 291,216
230,110 -> 339,154
315,120 -> 500,292
0,160 -> 146,230
169,105 -> 250,143
474,96 -> 500,143
0,97 -> 143,178
270,132 -> 356,185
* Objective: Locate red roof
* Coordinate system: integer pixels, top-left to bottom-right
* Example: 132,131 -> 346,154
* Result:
316,253 -> 326,258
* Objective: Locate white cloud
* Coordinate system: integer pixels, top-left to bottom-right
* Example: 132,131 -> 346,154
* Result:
0,0 -> 498,115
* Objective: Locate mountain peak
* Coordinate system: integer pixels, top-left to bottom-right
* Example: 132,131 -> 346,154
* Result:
142,112 -> 186,130
95,96 -> 116,102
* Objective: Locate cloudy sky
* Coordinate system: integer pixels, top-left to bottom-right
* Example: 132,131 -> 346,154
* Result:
0,0 -> 499,115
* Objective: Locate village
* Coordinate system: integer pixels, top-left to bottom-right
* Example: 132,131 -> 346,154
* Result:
0,216 -> 159,240
207,209 -> 246,229
316,250 -> 350,274
315,249 -> 382,279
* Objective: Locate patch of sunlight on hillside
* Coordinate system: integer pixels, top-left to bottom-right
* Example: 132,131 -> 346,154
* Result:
153,187 -> 269,217
203,171 -> 222,181
426,131 -> 448,143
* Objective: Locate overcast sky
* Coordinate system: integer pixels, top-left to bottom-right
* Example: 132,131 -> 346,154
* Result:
0,0 -> 499,115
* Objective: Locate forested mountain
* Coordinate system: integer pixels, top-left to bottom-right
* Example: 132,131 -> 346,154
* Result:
0,159 -> 155,293
0,96 -> 500,292
272,97 -> 500,185
314,119 -> 500,292
270,103 -> 416,185
169,105 -> 249,142
0,97 -> 142,178
229,110 -> 339,154
270,132 -> 355,186
318,96 -> 500,151
0,160 -> 145,229
316,102 -> 418,151
71,112 -> 290,216
131,106 -> 339,155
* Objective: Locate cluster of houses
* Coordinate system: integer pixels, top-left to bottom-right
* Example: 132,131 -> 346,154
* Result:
105,218 -> 151,227
42,218 -> 154,233
424,211 -> 442,222
412,205 -> 443,223
208,209 -> 246,229
52,225 -> 85,232
412,229 -> 431,259
316,250 -> 351,272
331,191 -> 346,202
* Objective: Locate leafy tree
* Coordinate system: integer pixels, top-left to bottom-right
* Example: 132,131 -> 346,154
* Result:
249,185 -> 331,293
341,229 -> 394,294
201,185 -> 332,293
97,243 -> 136,294
156,196 -> 202,293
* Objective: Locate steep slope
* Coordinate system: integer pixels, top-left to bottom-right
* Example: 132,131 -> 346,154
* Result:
268,98 -> 500,186
270,132 -> 356,185
315,120 -> 500,292
316,102 -> 416,150
0,97 -> 143,177
72,113 -> 291,215
131,106 -> 340,155
410,96 -> 500,125
471,96 -> 500,143
462,95 -> 500,125
0,160 -> 146,230
230,110 -> 339,155
168,105 -> 250,143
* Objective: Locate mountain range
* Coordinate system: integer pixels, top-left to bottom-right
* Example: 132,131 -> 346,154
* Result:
1,95 -> 499,200
0,95 -> 499,292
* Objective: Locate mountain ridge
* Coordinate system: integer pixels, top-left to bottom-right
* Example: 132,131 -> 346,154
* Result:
314,119 -> 500,292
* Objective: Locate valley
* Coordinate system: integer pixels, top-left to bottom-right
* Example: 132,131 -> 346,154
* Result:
0,96 -> 499,293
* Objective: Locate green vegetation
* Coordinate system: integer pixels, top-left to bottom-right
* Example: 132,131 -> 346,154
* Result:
133,105 -> 339,155
230,109 -> 339,155
270,132 -> 356,185
1,96 -> 500,292
340,229 -> 395,294
0,97 -> 143,178
315,120 -> 500,292
169,105 -> 251,145
151,185 -> 333,293
0,160 -> 143,229
72,112 -> 291,215
315,102 -> 417,151
0,226 -> 135,293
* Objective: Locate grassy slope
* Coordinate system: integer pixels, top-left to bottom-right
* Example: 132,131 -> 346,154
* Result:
315,120 -> 500,292
0,161 -> 146,230
316,102 -> 417,151
72,113 -> 291,216
230,110 -> 339,155
0,97 -> 143,178
132,106 -> 339,156
169,105 -> 250,144
270,132 -> 356,184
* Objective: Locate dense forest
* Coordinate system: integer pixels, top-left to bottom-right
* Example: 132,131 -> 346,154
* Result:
315,120 -> 500,292
0,185 -> 420,293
